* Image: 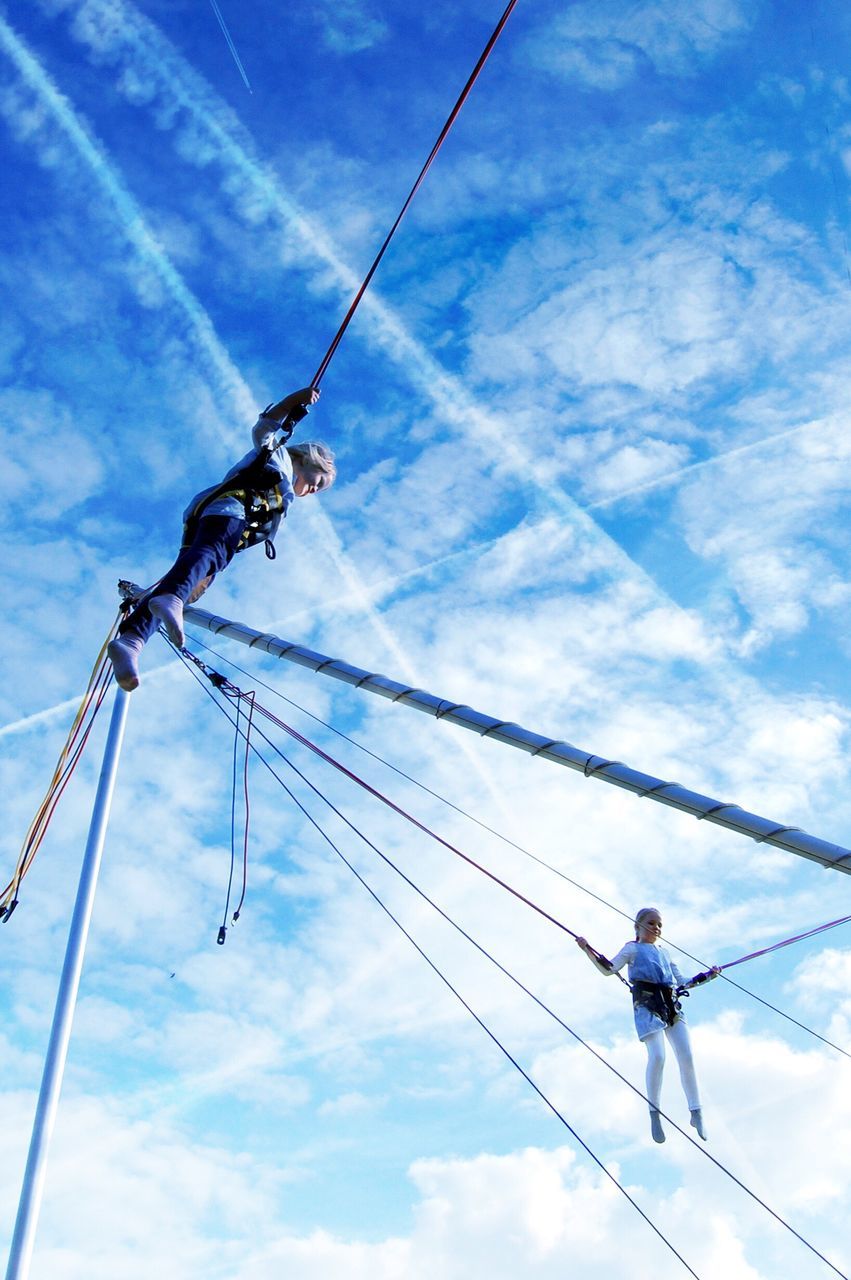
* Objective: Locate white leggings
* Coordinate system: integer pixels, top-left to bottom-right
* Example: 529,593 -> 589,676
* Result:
643,1019 -> 700,1111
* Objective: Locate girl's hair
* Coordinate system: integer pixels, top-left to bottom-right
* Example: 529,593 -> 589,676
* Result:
288,440 -> 337,489
634,907 -> 659,939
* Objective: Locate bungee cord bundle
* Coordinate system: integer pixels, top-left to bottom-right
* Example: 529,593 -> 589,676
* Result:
167,635 -> 849,1280
218,688 -> 255,944
0,615 -> 120,921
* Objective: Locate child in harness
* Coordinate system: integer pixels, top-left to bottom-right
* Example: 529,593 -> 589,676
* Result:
108,386 -> 335,691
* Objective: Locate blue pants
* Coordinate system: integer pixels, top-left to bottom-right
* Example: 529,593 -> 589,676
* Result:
120,515 -> 246,644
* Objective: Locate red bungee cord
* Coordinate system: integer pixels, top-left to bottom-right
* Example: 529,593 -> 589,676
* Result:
310,0 -> 521,389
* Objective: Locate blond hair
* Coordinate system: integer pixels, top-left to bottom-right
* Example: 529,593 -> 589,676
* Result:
634,907 -> 660,939
288,440 -> 336,489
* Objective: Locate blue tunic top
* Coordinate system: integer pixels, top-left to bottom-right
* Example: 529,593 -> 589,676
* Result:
609,941 -> 687,1040
183,414 -> 295,524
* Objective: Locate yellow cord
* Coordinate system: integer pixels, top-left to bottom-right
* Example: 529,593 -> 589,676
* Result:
1,613 -> 122,915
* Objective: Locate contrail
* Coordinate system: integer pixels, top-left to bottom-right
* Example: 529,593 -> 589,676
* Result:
0,6 -> 509,810
50,0 -> 674,588
0,695 -> 85,740
0,11 -> 255,429
207,0 -> 252,93
587,418 -> 831,511
1,4 -> 590,683
0,13 -> 434,685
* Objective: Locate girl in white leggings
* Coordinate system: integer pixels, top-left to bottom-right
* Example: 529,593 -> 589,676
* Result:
576,907 -> 718,1143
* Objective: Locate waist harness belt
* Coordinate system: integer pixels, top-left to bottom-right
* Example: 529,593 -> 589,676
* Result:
632,980 -> 682,1027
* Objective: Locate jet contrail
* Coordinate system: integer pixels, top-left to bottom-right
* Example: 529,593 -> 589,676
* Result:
0,9 -> 512,816
50,0 -> 674,586
207,0 -> 252,93
587,417 -> 832,511
0,13 -> 436,688
0,10 -> 255,428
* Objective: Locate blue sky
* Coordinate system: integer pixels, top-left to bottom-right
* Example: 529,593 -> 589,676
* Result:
1,0 -> 851,1276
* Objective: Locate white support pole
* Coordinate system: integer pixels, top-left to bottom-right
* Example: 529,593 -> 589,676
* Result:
180,601 -> 851,876
5,687 -> 131,1280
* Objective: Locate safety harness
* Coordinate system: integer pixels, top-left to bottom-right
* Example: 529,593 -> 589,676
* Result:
631,966 -> 718,1026
181,404 -> 308,560
632,980 -> 683,1027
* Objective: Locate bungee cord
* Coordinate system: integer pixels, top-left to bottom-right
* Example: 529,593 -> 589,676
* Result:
717,915 -> 851,971
1,614 -> 120,919
178,632 -> 851,1059
170,638 -> 849,1280
310,0 -> 521,388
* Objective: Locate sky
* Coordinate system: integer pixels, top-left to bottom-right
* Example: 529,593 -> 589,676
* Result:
1,0 -> 851,1276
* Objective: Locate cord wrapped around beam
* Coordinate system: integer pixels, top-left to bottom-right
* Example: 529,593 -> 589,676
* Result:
182,602 -> 851,877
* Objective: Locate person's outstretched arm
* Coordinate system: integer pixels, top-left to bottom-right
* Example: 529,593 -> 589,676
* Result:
264,386 -> 320,422
678,965 -> 721,992
253,388 -> 321,452
576,936 -> 617,976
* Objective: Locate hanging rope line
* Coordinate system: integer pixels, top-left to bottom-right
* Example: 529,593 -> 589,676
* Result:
220,698 -> 243,940
1,614 -> 120,920
178,640 -> 596,948
232,690 -> 255,926
218,689 -> 255,944
182,632 -> 851,1059
310,0 -> 521,387
171,641 -> 848,1280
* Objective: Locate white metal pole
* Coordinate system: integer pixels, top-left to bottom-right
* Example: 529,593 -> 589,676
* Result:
178,600 -> 851,875
5,686 -> 131,1280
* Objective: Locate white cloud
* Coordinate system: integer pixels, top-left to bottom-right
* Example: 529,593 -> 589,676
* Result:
314,0 -> 388,54
525,0 -> 754,89
676,414 -> 851,648
0,1091 -> 284,1280
318,1090 -> 377,1117
467,222 -> 828,404
589,438 -> 691,496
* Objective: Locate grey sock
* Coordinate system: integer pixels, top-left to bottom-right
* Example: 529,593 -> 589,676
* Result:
108,635 -> 144,692
690,1108 -> 707,1141
149,593 -> 185,647
649,1109 -> 665,1144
